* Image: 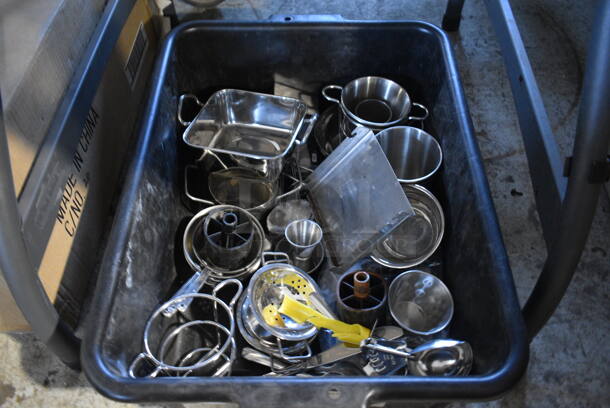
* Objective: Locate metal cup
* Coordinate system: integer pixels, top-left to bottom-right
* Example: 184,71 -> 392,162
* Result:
376,126 -> 443,184
322,76 -> 429,140
388,270 -> 454,335
284,219 -> 323,262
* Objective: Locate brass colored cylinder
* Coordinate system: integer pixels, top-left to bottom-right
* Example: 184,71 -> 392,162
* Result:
353,271 -> 371,299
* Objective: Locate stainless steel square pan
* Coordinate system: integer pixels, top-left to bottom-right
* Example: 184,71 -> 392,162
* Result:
180,89 -> 314,160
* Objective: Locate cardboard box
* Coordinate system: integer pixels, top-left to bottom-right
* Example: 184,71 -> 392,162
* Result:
3,0 -> 107,196
0,0 -> 158,331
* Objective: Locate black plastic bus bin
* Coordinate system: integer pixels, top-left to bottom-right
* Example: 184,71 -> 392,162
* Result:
81,19 -> 528,406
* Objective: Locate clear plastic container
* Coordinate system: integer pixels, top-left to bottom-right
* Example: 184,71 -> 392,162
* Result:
306,127 -> 415,267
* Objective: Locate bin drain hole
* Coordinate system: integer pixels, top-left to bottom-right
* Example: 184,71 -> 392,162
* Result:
284,16 -> 293,22
327,387 -> 341,400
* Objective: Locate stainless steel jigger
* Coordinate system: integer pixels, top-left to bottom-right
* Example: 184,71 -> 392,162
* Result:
284,219 -> 323,262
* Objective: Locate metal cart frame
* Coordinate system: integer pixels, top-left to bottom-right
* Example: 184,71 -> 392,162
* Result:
1,0 -> 608,375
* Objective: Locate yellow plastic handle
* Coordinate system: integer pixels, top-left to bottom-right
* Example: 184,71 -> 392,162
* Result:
278,295 -> 371,346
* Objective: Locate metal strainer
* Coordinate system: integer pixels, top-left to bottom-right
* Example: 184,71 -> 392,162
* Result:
246,262 -> 334,342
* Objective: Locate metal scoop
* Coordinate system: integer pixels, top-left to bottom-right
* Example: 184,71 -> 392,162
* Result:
361,337 -> 473,376
406,339 -> 473,376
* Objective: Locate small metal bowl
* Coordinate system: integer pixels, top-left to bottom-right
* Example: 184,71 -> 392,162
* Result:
388,270 -> 454,335
371,184 -> 444,269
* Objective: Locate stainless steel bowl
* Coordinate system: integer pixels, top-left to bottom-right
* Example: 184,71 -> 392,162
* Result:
388,270 -> 454,335
376,126 -> 442,184
372,184 -> 444,269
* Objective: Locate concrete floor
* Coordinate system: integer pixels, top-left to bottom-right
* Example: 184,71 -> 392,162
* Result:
0,0 -> 608,407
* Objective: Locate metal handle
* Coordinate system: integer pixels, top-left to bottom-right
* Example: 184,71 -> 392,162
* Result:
184,165 -> 215,206
128,352 -> 165,379
212,278 -> 244,309
177,347 -> 218,377
196,150 -> 230,168
177,93 -> 203,127
184,149 -> 231,205
321,85 -> 343,104
361,339 -> 413,359
407,102 -> 429,122
162,267 -> 211,317
241,347 -> 290,370
277,338 -> 312,361
275,181 -> 304,201
294,113 -> 318,146
261,251 -> 291,265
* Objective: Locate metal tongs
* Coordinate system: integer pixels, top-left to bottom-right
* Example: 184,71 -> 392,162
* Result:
243,324 -> 473,377
242,325 -> 403,376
